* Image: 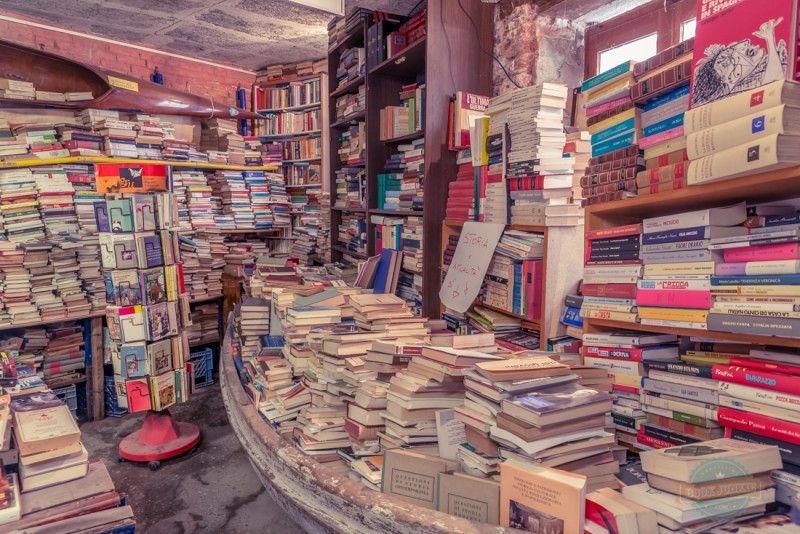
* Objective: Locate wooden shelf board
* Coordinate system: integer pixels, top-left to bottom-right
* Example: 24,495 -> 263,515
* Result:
330,75 -> 365,98
282,157 -> 322,164
328,28 -> 365,56
381,130 -> 425,144
0,156 -> 279,171
0,311 -> 105,332
330,111 -> 366,129
584,318 -> 800,348
473,301 -> 541,328
332,245 -> 367,260
258,130 -> 322,140
256,101 -> 321,113
369,209 -> 423,216
369,38 -> 427,78
332,206 -> 367,213
585,165 -> 800,221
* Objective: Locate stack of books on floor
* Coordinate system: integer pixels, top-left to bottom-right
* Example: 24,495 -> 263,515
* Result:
622,439 -> 780,532
0,387 -> 135,531
580,223 -> 642,324
187,301 -> 220,347
580,61 -> 641,206
581,330 -> 680,450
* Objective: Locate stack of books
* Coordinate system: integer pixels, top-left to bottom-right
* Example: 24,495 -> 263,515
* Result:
580,61 -> 641,206
211,170 -> 253,229
0,169 -> 44,243
638,203 -> 748,330
243,171 -> 274,228
13,124 -> 69,160
564,130 -> 591,207
580,223 -> 643,324
0,77 -> 35,100
479,232 -> 544,322
335,47 -> 365,90
57,123 -> 104,158
338,122 -> 365,166
582,330 -> 680,450
200,118 -> 245,165
316,192 -> 332,263
624,440 -> 780,532
326,7 -> 371,51
334,86 -> 365,121
282,136 -> 321,162
265,173 -> 291,227
445,162 -> 476,221
67,164 -> 102,233
334,168 -> 365,209
81,110 -> 138,158
0,119 -> 29,160
338,212 -> 367,257
33,167 -> 79,237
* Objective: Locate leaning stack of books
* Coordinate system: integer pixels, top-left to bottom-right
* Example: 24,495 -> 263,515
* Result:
624,440 -> 781,532
80,110 -> 138,158
0,169 -> 44,243
580,61 -> 640,206
12,124 -> 69,160
580,223 -> 642,324
638,203 -> 748,331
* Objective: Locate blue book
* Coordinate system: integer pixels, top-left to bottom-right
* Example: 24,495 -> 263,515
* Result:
710,274 -> 800,286
765,213 -> 800,226
643,84 -> 691,112
94,201 -> 111,232
120,343 -> 148,378
512,263 -> 524,316
643,114 -> 685,137
373,249 -> 396,294
591,117 -> 637,145
581,60 -> 634,93
138,234 -> 164,268
592,132 -> 637,158
561,306 -> 583,328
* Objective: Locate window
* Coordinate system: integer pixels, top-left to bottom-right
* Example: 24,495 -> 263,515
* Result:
681,18 -> 697,41
599,34 -> 658,74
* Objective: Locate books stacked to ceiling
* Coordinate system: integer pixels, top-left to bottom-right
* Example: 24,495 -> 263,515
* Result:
209,171 -> 250,230
564,130 -> 591,206
478,231 -> 544,323
579,61 -> 640,206
638,203 -> 748,331
0,169 -> 44,243
200,118 -> 245,165
334,85 -> 366,122
580,223 -> 642,325
33,166 -> 79,237
1,386 -> 135,531
326,7 -> 371,52
582,330 -> 680,451
483,356 -> 619,492
335,46 -> 365,91
56,122 -> 104,158
334,168 -> 365,209
623,440 -> 780,532
12,123 -> 69,160
80,110 -> 138,158
628,39 -> 694,198
0,119 -> 29,161
445,162 -> 475,221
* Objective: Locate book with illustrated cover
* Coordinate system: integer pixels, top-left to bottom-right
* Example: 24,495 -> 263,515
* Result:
125,378 -> 151,413
107,199 -> 134,233
112,234 -> 137,269
119,342 -> 147,378
145,302 -> 178,341
147,338 -> 173,376
150,372 -> 177,411
691,0 -> 799,108
104,270 -> 143,307
136,233 -> 163,268
93,201 -> 110,232
139,267 -> 167,306
130,194 -> 156,231
502,382 -> 614,426
499,458 -> 586,532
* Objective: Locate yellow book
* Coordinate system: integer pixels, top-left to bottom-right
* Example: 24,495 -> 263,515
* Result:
681,354 -> 731,366
643,262 -> 716,276
587,107 -> 642,135
582,309 -> 639,323
637,307 -> 708,322
584,77 -> 632,105
608,372 -> 643,388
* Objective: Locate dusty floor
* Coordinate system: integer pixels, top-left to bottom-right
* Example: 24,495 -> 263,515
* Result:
81,383 -> 305,534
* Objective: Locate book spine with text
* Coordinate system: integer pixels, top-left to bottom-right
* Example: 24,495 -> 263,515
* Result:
724,243 -> 799,263
713,364 -> 800,395
635,289 -> 712,308
718,407 -> 800,446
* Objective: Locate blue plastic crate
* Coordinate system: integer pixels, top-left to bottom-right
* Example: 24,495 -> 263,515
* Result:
104,376 -> 128,417
190,347 -> 214,388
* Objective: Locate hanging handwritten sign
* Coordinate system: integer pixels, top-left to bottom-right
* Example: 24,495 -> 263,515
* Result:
439,222 -> 506,313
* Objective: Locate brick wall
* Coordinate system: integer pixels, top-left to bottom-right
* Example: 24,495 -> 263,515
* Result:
0,10 -> 255,106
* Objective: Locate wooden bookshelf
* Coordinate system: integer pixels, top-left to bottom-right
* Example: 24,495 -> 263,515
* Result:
583,165 -> 800,348
0,156 -> 279,171
327,0 -> 496,317
0,310 -> 106,332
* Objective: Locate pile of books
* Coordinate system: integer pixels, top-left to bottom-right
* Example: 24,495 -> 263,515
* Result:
335,47 -> 365,90
33,167 -> 79,237
0,77 -> 35,100
334,168 -> 365,209
327,7 -> 371,51
80,110 -> 138,158
445,162 -> 476,221
200,118 -> 246,165
338,121 -> 365,166
579,61 -> 640,206
186,301 -> 219,347
334,86 -> 365,121
337,213 -> 367,258
316,192 -> 332,263
211,170 -> 253,229
0,169 -> 44,243
580,223 -> 642,324
12,124 -> 69,160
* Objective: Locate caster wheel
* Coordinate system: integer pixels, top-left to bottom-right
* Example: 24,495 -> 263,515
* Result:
189,447 -> 199,455
118,456 -> 126,463
148,461 -> 160,471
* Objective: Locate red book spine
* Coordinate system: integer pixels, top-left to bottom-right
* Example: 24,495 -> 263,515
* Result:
582,283 -> 638,298
712,364 -> 800,395
728,357 -> 800,376
636,431 -> 673,449
724,243 -> 800,262
612,383 -> 640,395
717,407 -> 800,445
585,224 -> 642,240
583,345 -> 644,361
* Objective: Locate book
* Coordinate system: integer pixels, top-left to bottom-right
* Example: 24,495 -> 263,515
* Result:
501,382 -> 614,426
645,471 -> 774,501
639,438 -> 783,482
13,403 -> 81,457
381,449 -> 460,509
437,472 -> 499,524
690,0 -> 800,108
642,202 -> 746,233
499,458 -> 586,532
474,356 -> 571,382
19,443 -> 89,492
687,133 -> 800,185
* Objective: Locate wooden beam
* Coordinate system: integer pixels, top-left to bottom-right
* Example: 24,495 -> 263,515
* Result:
89,317 -> 104,421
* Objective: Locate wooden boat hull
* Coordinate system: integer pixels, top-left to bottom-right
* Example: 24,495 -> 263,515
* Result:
219,335 -> 509,534
0,39 -> 261,120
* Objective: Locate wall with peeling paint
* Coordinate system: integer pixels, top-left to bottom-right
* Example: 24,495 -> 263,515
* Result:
492,0 -> 585,113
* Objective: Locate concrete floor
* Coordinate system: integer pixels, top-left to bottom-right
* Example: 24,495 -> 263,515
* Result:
81,383 -> 306,534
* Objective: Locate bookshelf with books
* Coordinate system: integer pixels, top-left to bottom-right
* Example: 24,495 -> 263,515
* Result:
327,0 -> 495,316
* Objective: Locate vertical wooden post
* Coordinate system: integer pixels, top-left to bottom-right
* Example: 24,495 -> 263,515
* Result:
89,316 -> 105,421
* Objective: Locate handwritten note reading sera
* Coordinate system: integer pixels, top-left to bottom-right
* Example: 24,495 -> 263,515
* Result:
439,222 -> 506,313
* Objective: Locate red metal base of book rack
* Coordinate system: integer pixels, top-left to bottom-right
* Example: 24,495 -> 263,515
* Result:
119,409 -> 201,465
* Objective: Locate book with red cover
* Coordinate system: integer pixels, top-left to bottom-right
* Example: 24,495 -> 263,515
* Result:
690,0 -> 799,108
717,406 -> 800,445
728,356 -> 800,376
452,92 -> 489,150
582,284 -> 638,298
712,364 -> 800,395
